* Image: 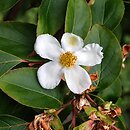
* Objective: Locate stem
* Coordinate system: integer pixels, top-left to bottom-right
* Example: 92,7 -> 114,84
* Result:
111,125 -> 120,130
20,59 -> 30,63
4,0 -> 24,21
4,122 -> 29,129
72,99 -> 77,128
56,100 -> 72,115
89,93 -> 105,103
20,59 -> 44,67
85,94 -> 97,107
28,62 -> 44,67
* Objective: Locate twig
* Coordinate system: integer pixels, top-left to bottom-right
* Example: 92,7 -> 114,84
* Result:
56,100 -> 72,115
20,59 -> 44,67
111,125 -> 120,130
72,99 -> 77,128
85,94 -> 97,107
4,0 -> 25,21
89,93 -> 105,103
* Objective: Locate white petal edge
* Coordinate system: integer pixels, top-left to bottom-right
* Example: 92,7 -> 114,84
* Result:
61,33 -> 84,52
37,61 -> 63,89
64,66 -> 92,94
34,34 -> 63,61
75,43 -> 103,66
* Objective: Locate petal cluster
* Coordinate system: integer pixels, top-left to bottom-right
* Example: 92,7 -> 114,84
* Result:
34,33 -> 103,94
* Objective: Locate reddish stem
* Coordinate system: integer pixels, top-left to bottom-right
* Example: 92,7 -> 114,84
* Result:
72,99 -> 77,128
56,100 -> 72,115
86,94 -> 97,107
4,0 -> 24,21
20,59 -> 44,67
111,125 -> 120,130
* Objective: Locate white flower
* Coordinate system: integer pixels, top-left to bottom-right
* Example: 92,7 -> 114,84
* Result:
34,33 -> 103,94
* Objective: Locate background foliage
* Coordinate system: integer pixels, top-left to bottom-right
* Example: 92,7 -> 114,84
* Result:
0,0 -> 129,129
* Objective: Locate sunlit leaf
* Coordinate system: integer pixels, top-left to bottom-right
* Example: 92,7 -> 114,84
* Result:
73,120 -> 94,130
0,68 -> 68,109
84,106 -> 97,116
65,0 -> 92,39
96,111 -> 113,125
85,24 -> 122,90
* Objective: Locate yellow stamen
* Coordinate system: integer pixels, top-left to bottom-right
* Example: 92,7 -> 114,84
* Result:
59,51 -> 77,67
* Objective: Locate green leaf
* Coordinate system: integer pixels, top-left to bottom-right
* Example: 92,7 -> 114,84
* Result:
0,0 -> 19,12
16,7 -> 38,25
84,106 -> 97,116
85,24 -> 122,90
98,78 -> 122,102
0,90 -> 37,121
113,25 -> 122,41
120,60 -> 130,94
0,68 -> 68,109
91,0 -> 124,30
65,0 -> 92,39
50,114 -> 64,130
0,114 -> 27,130
37,0 -> 68,35
96,111 -> 113,125
0,22 -> 36,58
0,50 -> 21,77
73,120 -> 94,130
116,116 -> 127,130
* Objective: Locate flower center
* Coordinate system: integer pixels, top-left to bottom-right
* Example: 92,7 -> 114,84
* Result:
59,51 -> 77,67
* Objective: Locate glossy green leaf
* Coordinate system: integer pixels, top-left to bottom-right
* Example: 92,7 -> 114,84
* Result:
65,0 -> 92,39
0,68 -> 68,109
116,116 -> 127,130
37,0 -> 68,35
0,90 -> 36,121
113,25 -> 122,41
120,60 -> 130,94
98,78 -> 122,102
85,24 -> 122,90
91,0 -> 124,29
0,115 -> 27,130
0,0 -> 19,12
0,50 -> 21,77
0,22 -> 36,58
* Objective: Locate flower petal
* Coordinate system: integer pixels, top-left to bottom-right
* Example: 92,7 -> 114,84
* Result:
34,34 -> 63,61
61,33 -> 84,52
64,66 -> 91,94
75,43 -> 103,66
37,61 -> 63,89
